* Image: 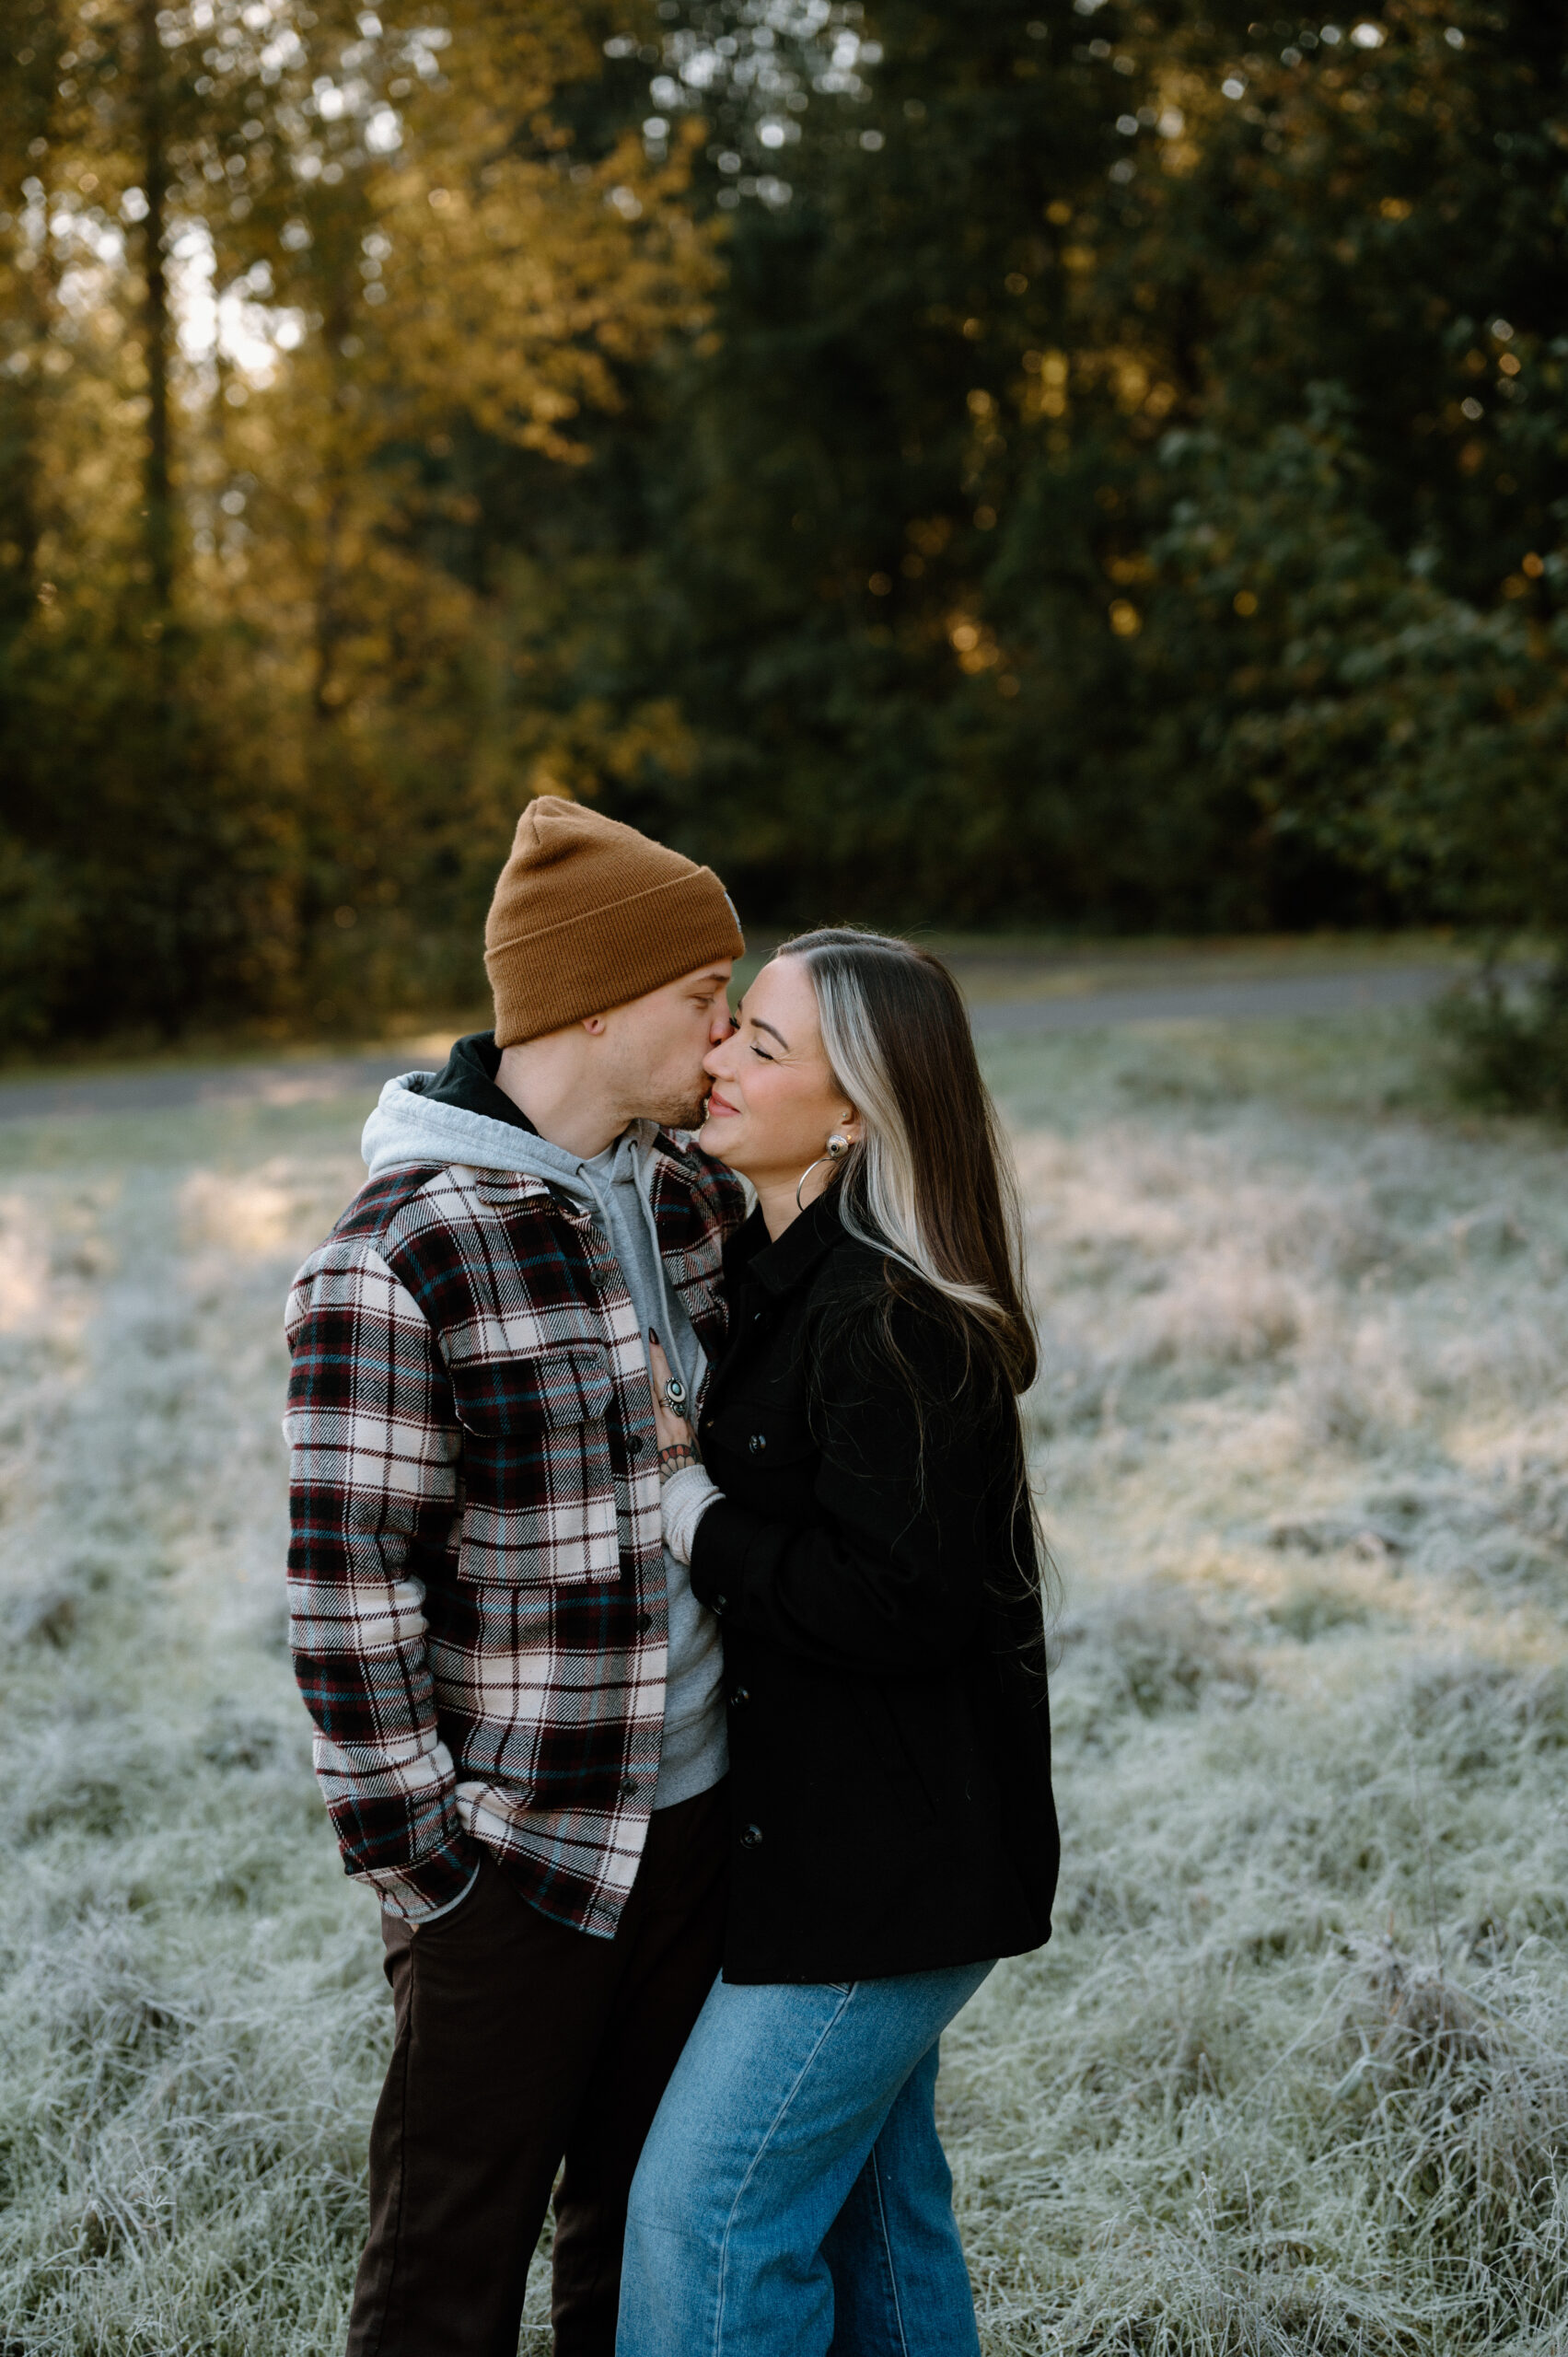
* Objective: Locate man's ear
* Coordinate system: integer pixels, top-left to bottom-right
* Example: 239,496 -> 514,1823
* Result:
580,1013 -> 609,1037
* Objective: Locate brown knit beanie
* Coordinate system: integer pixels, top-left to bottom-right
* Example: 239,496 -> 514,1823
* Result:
484,796 -> 745,1047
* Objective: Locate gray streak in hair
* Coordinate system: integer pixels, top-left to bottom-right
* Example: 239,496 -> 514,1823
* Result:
789,944 -> 1015,1330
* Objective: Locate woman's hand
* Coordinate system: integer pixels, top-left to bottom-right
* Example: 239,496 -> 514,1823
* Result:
646,1330 -> 699,1480
647,1329 -> 722,1565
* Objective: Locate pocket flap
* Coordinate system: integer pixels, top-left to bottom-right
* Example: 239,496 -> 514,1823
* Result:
453,1345 -> 614,1435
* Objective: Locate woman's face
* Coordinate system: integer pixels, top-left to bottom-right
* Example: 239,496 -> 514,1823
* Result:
699,956 -> 858,1197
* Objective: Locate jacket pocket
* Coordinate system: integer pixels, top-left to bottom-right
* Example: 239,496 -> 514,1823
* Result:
450,1345 -> 621,1585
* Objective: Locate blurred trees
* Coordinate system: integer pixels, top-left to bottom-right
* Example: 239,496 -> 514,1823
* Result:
3,0 -> 1564,1042
1,0 -> 709,1036
578,0 -> 1566,938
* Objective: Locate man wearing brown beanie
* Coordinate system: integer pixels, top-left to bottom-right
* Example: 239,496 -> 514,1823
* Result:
283,798 -> 748,2357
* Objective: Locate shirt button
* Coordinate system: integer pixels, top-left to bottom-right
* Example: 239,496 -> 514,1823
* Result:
729,1686 -> 750,1707
635,1611 -> 654,1634
740,1823 -> 763,1850
748,1433 -> 767,1455
621,1778 -> 638,1798
626,1434 -> 645,1455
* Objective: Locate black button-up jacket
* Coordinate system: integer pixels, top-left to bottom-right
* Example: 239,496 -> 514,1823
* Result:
690,1190 -> 1059,1984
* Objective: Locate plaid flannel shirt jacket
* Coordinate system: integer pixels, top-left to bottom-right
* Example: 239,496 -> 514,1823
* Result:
284,1132 -> 744,1934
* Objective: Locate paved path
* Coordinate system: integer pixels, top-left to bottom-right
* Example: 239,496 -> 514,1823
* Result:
0,965 -> 1453,1123
0,1052 -> 422,1125
968,963 -> 1452,1036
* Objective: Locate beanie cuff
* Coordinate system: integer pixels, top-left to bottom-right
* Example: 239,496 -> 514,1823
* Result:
486,866 -> 744,1047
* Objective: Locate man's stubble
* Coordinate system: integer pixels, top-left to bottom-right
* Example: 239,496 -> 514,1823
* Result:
606,1033 -> 712,1139
644,1082 -> 712,1136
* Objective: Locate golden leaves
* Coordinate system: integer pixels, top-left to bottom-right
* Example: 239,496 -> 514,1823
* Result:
948,614 -> 1001,672
1022,348 -> 1068,421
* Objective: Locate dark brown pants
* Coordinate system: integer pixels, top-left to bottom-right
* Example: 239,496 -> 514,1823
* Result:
346,1782 -> 729,2357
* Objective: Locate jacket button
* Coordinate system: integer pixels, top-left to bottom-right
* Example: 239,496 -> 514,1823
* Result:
748,1433 -> 767,1454
635,1611 -> 654,1634
713,1594 -> 727,1614
729,1686 -> 750,1707
740,1823 -> 763,1850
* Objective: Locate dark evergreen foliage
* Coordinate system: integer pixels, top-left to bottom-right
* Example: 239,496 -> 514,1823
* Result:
569,0 -> 1568,935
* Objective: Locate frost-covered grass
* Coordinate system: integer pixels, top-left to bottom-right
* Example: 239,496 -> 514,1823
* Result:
950,1019 -> 1568,2355
1,1013 -> 1565,2354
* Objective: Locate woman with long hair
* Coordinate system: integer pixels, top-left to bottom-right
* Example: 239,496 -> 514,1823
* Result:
617,927 -> 1058,2357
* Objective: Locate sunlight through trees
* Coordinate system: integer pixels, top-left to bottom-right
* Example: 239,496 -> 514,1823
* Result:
3,2 -> 1564,1042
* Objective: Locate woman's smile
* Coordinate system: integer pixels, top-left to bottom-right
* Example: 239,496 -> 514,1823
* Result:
695,957 -> 860,1233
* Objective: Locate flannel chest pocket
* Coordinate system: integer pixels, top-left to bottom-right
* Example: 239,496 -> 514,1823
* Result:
451,1345 -> 620,1585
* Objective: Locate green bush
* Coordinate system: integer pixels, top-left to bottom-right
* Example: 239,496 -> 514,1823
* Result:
1436,961 -> 1568,1116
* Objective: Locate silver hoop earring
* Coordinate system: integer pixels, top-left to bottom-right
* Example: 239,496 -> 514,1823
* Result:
795,1132 -> 850,1213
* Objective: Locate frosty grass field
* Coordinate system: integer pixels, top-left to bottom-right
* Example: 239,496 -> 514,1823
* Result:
3,1006 -> 1567,2357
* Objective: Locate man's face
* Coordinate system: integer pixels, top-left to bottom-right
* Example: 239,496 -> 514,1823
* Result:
599,960 -> 736,1131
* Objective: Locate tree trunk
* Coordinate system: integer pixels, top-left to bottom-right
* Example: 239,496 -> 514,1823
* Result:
312,276 -> 354,719
137,0 -> 172,617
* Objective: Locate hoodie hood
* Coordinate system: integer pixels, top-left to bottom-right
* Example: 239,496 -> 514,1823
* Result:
362,1068 -> 677,1207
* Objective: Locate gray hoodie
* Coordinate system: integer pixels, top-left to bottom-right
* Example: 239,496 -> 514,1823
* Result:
361,1072 -> 727,1811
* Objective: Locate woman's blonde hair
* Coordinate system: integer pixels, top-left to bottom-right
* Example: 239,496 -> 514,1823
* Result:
779,926 -> 1037,1396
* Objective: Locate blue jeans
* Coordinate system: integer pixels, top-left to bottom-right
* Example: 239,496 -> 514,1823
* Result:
616,1960 -> 993,2357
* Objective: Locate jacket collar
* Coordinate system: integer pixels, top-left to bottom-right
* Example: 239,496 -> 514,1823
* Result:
740,1185 -> 846,1297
